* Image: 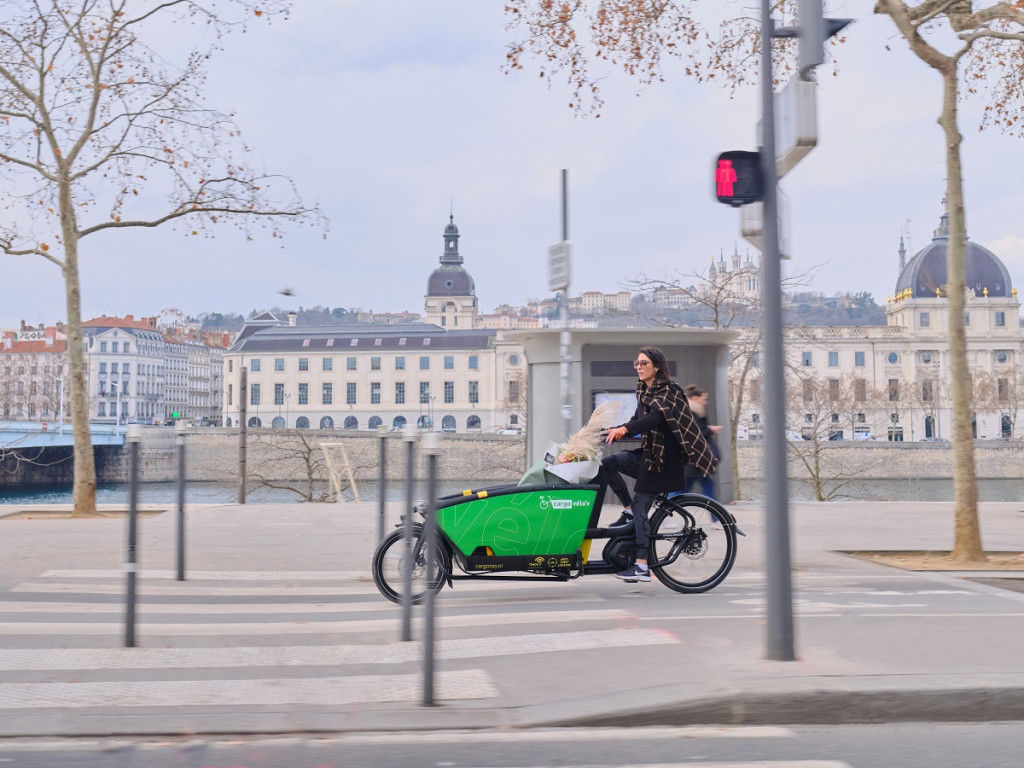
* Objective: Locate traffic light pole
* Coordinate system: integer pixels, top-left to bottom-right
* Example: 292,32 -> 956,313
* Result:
760,0 -> 796,662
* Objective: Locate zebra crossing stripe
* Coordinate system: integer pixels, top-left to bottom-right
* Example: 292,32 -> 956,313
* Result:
0,628 -> 677,671
0,669 -> 496,709
41,570 -> 368,580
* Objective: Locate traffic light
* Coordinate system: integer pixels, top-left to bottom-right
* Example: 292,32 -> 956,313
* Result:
714,151 -> 762,207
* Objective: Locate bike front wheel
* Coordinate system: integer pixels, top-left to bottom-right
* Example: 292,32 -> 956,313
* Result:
372,527 -> 451,605
648,495 -> 737,593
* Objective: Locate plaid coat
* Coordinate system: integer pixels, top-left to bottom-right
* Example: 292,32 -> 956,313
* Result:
635,379 -> 718,479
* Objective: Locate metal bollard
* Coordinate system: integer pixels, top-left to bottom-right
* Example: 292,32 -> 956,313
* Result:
124,424 -> 142,648
401,425 -> 418,642
421,430 -> 441,706
175,421 -> 187,581
377,424 -> 388,544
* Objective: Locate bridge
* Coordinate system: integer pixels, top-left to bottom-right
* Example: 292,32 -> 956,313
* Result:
0,421 -> 127,449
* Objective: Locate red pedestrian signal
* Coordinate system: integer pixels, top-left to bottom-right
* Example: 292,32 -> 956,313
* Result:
714,151 -> 762,207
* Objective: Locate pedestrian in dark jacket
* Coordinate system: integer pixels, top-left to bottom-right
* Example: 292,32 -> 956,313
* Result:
601,347 -> 717,582
683,384 -> 721,500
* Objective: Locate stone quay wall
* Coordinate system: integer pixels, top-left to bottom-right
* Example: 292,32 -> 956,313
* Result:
92,428 -> 1024,486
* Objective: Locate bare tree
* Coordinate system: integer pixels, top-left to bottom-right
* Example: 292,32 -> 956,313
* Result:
975,366 -> 1024,440
248,431 -> 367,503
785,371 -> 889,501
0,1 -> 322,517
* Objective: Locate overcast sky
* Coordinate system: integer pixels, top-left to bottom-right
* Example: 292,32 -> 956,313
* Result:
3,0 -> 1023,330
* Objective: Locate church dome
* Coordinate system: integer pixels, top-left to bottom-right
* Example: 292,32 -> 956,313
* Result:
426,214 -> 476,298
894,209 -> 1012,299
427,266 -> 475,296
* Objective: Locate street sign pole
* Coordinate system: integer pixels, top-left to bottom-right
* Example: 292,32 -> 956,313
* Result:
549,169 -> 573,441
760,0 -> 796,662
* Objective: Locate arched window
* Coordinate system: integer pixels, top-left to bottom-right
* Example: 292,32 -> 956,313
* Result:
344,415 -> 358,430
272,416 -> 285,429
441,415 -> 456,432
368,415 -> 383,429
924,415 -> 935,439
1001,415 -> 1012,439
296,416 -> 310,429
320,416 -> 334,430
466,415 -> 481,430
392,415 -> 407,429
248,417 -> 262,428
225,417 -> 233,427
417,415 -> 432,429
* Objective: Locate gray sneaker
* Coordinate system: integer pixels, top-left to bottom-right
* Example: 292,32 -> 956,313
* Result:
614,564 -> 651,583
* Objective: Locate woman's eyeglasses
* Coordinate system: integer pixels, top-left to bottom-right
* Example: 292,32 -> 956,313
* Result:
634,360 -> 652,368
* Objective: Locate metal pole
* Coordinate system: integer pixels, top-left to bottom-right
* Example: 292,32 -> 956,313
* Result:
377,425 -> 388,544
238,367 -> 247,504
175,421 -> 187,581
761,0 -> 796,661
421,431 -> 441,706
401,425 -> 417,641
560,168 -> 572,440
124,425 -> 142,648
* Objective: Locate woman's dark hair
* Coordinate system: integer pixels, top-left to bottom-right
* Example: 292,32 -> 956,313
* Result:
638,346 -> 672,384
684,384 -> 705,399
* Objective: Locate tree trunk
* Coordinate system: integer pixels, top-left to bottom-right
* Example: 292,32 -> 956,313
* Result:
60,180 -> 97,518
940,68 -> 983,562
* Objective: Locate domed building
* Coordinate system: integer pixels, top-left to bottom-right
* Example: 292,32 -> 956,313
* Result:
731,201 -> 1022,443
424,214 -> 478,329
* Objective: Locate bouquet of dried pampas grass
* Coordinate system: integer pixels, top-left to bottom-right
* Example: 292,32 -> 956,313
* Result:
555,399 -> 622,463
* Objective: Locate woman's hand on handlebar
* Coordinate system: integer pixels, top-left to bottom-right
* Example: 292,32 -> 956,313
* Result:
605,426 -> 627,443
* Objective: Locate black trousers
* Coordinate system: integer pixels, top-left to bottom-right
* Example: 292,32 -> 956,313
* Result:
599,449 -> 652,560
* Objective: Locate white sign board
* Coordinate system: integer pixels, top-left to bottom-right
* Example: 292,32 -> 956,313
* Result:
548,240 -> 571,292
740,188 -> 790,259
756,78 -> 818,178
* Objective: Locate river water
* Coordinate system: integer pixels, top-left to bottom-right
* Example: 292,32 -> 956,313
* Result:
1,477 -> 1022,505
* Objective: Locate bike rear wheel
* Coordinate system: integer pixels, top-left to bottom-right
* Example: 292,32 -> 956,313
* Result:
648,495 -> 737,593
372,527 -> 451,605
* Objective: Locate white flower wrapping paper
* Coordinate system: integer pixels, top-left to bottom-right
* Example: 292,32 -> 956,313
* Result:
545,459 -> 601,484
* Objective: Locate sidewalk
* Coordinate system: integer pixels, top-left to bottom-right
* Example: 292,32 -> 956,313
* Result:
0,497 -> 1022,737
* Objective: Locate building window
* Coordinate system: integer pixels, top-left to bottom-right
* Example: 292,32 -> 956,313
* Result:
274,383 -> 284,405
444,356 -> 454,370
395,356 -> 405,370
855,378 -> 866,402
508,379 -> 520,404
371,357 -> 381,371
228,360 -> 233,373
802,379 -> 813,402
298,382 -> 308,405
420,382 -> 430,404
469,356 -> 479,370
371,382 -> 381,405
444,381 -> 454,404
998,378 -> 1008,403
828,378 -> 840,400
395,381 -> 405,405
996,311 -> 1006,327
98,402 -> 106,417
888,379 -> 899,401
111,342 -> 118,353
99,362 -> 107,374
420,356 -> 430,370
347,357 -> 357,371
919,312 -> 930,328
299,358 -> 309,371
250,359 -> 261,372
346,382 -> 356,405
227,384 -> 233,406
322,383 -> 333,405
100,341 -> 107,353
469,381 -> 479,404
752,352 -> 760,368
887,352 -> 899,364
250,383 -> 261,406
801,351 -> 812,367
964,311 -> 970,326
854,351 -> 865,367
922,380 -> 933,402
323,357 -> 333,371
828,351 -> 839,367
996,350 -> 1009,364
274,358 -> 284,372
